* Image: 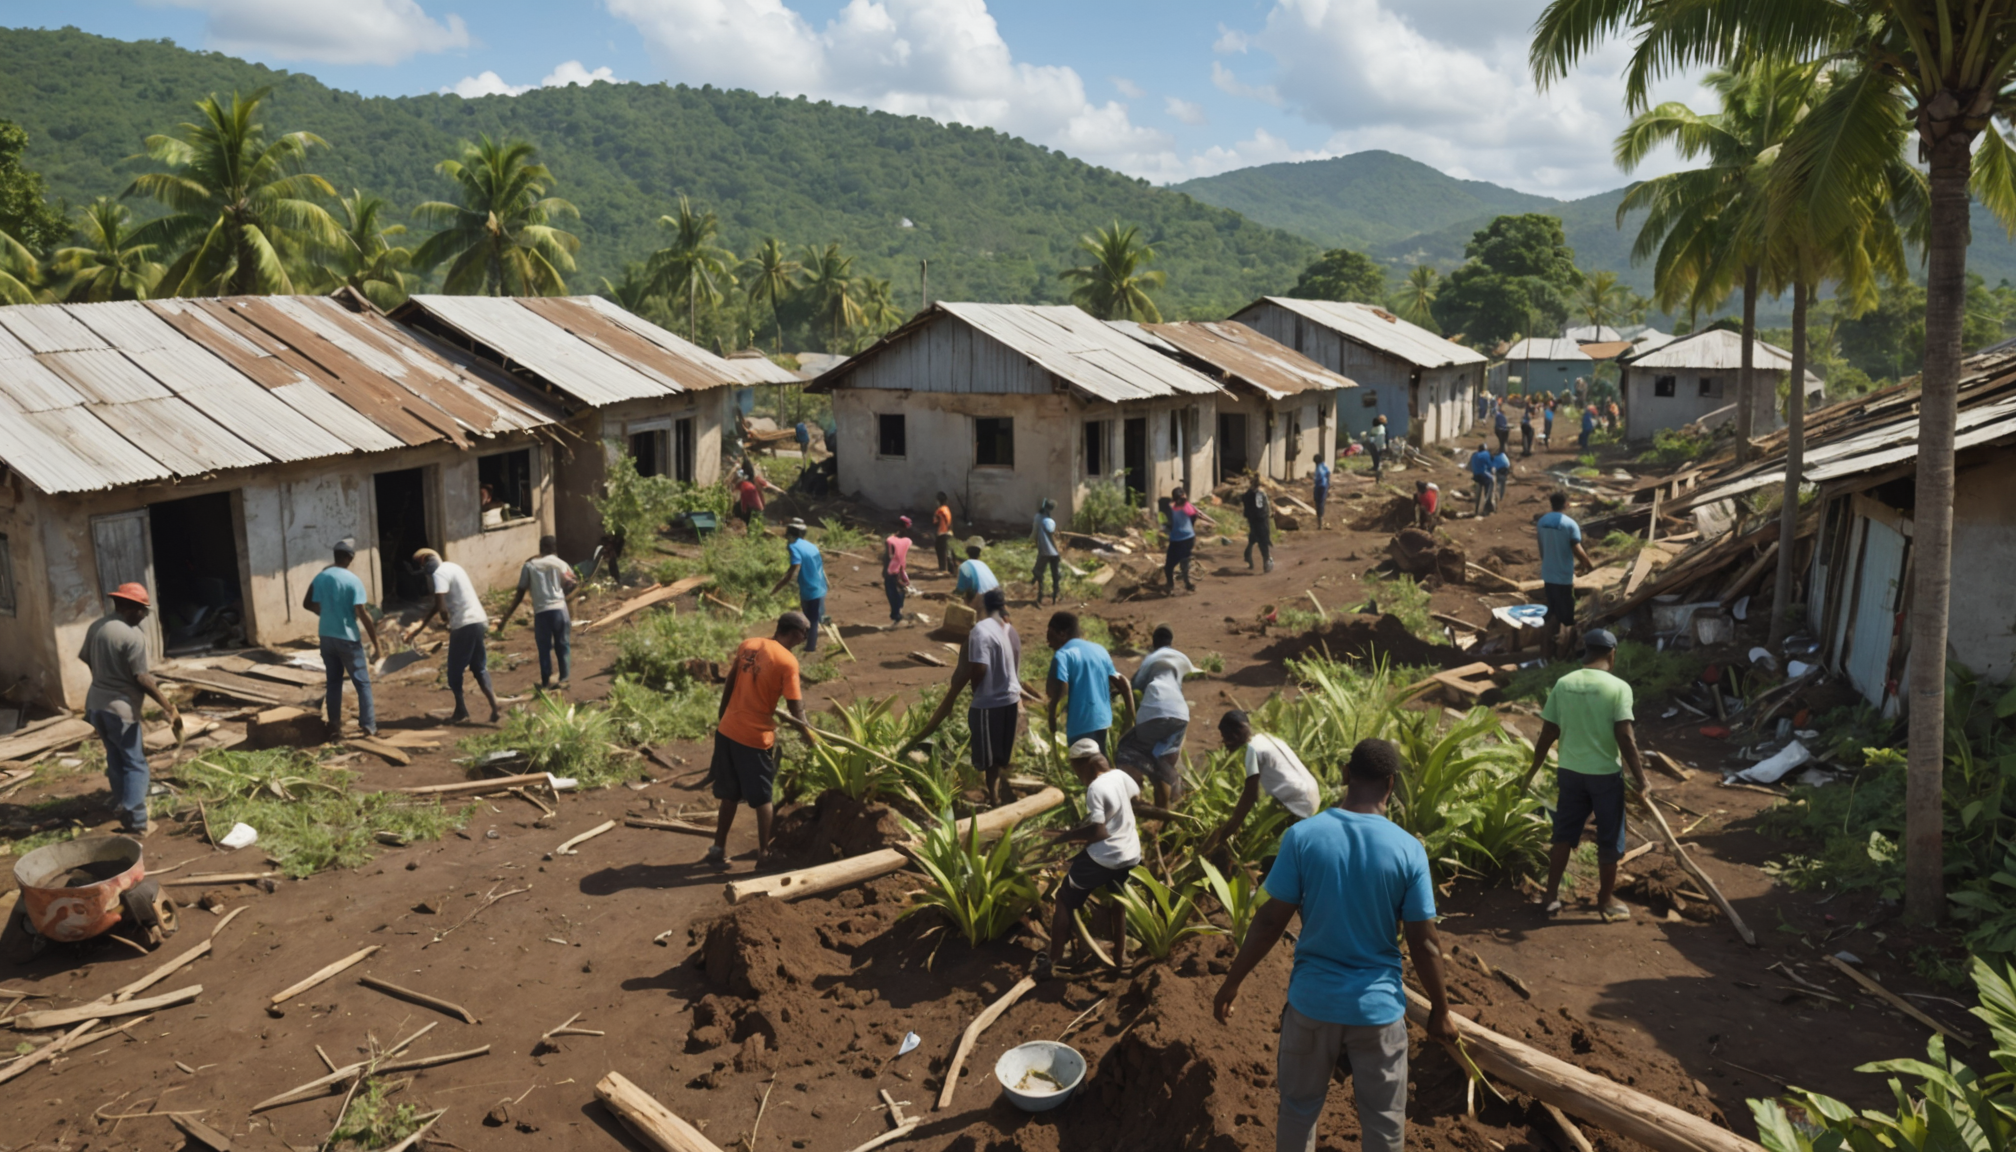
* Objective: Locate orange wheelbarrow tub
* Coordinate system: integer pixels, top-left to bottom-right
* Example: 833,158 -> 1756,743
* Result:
5,836 -> 176,956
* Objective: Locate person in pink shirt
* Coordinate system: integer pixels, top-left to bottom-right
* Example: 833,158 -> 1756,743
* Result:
883,515 -> 915,626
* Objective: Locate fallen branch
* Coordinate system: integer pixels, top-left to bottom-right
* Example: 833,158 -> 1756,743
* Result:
161,872 -> 272,886
546,819 -> 617,859
843,1123 -> 920,1152
584,575 -> 713,631
936,974 -> 1036,1111
624,816 -> 713,837
269,945 -> 380,1005
393,773 -> 553,797
170,1114 -> 235,1152
249,1023 -> 444,1112
12,985 -> 199,1030
0,1020 -> 97,1084
1643,801 -> 1756,946
426,884 -> 529,948
1542,1101 -> 1597,1152
372,1108 -> 446,1152
358,975 -> 480,1025
1826,956 -> 1974,1048
595,1071 -> 728,1152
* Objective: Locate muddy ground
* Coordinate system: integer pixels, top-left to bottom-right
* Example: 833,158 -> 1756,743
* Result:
0,426 -> 1964,1151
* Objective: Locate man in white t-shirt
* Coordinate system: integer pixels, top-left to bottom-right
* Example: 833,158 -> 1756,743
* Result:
1037,738 -> 1140,977
404,548 -> 501,724
1208,710 -> 1322,858
1114,625 -> 1197,806
496,534 -> 579,690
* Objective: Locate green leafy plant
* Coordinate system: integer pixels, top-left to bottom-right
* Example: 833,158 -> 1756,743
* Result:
592,451 -> 730,548
1387,707 -> 1548,881
816,517 -> 873,553
331,1080 -> 427,1150
1350,572 -> 1436,640
1199,651 -> 1225,674
1636,427 -> 1709,467
898,807 -> 1039,947
603,676 -> 720,745
611,607 -> 748,690
1111,867 -> 1221,960
1071,476 -> 1140,533
1198,858 -> 1263,945
1504,640 -> 1702,703
461,695 -> 623,788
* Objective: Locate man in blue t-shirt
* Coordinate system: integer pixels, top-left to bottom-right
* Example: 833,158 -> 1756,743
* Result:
303,538 -> 382,738
1213,738 -> 1457,1152
953,537 -> 1000,611
1493,401 -> 1511,454
1491,447 -> 1512,509
771,519 -> 829,653
1311,451 -> 1332,529
1467,442 -> 1495,517
1044,610 -> 1133,754
1580,403 -> 1597,450
794,420 -> 811,455
1536,491 -> 1595,656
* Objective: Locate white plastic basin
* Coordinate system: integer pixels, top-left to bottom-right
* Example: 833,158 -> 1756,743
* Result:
994,1041 -> 1086,1112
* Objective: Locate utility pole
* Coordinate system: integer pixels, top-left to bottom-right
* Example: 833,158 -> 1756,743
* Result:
920,259 -> 929,311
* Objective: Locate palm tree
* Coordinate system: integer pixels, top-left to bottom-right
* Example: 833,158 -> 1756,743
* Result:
1059,221 -> 1166,322
801,243 -> 863,352
413,136 -> 579,297
308,191 -> 413,310
122,88 -> 343,296
853,277 -> 903,350
0,229 -> 37,304
50,199 -> 162,302
601,262 -> 672,326
1573,269 -> 1629,330
646,195 -> 735,342
1394,265 -> 1440,331
741,237 -> 800,353
1533,0 -> 2016,926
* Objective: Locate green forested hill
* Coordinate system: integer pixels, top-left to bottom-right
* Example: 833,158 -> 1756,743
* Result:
0,26 -> 1315,317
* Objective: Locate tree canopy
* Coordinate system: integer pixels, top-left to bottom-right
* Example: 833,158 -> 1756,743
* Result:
1432,214 -> 1582,344
1284,247 -> 1386,304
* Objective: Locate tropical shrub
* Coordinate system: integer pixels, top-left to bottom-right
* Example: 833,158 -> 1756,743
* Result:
1112,868 -> 1221,960
898,807 -> 1039,947
1198,858 -> 1263,945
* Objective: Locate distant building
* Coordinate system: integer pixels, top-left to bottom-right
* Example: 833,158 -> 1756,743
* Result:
810,303 -> 1224,526
1562,324 -> 1623,343
1228,297 -> 1485,446
1621,329 -> 1820,440
1496,337 -> 1592,398
1117,319 -> 1353,484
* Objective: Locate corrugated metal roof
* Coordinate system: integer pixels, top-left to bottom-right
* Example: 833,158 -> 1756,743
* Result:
1563,324 -> 1622,343
1578,340 -> 1635,361
1245,297 -> 1487,369
1627,328 -> 1795,371
1503,338 -> 1591,362
0,297 -> 565,495
1130,320 -> 1355,400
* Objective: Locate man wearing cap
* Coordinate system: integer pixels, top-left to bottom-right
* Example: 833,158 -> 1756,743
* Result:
953,537 -> 998,613
404,549 -> 501,725
496,535 -> 579,690
1037,739 -> 1140,976
771,520 -> 828,653
1031,499 -> 1062,607
80,584 -> 180,834
707,611 -> 819,871
910,588 -> 1032,805
1529,629 -> 1650,920
1213,737 -> 1458,1152
1363,414 -> 1388,482
1045,611 -> 1132,756
1207,710 -> 1322,861
303,538 -> 381,737
1537,492 -> 1595,657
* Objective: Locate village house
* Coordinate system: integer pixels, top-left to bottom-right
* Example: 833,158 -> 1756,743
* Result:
1493,337 -> 1592,398
1117,319 -> 1352,484
1228,297 -> 1485,446
1621,329 -> 1821,441
810,302 -> 1224,527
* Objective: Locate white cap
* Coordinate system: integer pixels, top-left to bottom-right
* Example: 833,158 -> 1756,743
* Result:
1067,738 -> 1103,761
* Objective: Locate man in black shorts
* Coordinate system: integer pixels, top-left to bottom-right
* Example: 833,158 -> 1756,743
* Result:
706,611 -> 817,871
909,589 -> 1029,805
1037,739 -> 1141,976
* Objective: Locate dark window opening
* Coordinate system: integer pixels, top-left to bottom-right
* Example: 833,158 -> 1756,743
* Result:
1654,375 -> 1677,397
479,448 -> 535,526
1699,376 -> 1723,398
375,468 -> 435,604
147,491 -> 243,650
630,428 -> 668,478
878,414 -> 907,458
1217,413 -> 1249,482
1122,417 -> 1147,503
1084,421 -> 1107,476
0,532 -> 14,617
975,417 -> 1014,468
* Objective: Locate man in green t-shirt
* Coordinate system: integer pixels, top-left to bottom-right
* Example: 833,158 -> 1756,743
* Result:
1528,629 -> 1650,920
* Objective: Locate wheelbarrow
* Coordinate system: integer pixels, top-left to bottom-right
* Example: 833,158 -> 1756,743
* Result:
3,836 -> 177,961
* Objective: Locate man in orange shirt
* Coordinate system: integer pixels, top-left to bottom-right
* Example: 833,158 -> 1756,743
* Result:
933,492 -> 955,573
706,611 -> 819,871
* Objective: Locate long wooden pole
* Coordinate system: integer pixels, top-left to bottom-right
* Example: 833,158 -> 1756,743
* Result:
595,1071 -> 727,1152
724,787 -> 1065,904
1643,801 -> 1757,946
936,974 -> 1036,1111
1403,989 -> 1763,1152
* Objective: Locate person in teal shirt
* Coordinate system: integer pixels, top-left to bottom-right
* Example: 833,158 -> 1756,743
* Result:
1212,737 -> 1457,1152
1363,414 -> 1388,481
771,519 -> 829,653
303,538 -> 381,738
953,537 -> 999,610
1044,610 -> 1133,753
1528,629 -> 1651,920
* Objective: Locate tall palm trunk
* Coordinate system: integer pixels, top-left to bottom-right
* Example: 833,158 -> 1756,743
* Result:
1769,283 -> 1807,648
1905,130 -> 1975,925
1736,265 -> 1759,463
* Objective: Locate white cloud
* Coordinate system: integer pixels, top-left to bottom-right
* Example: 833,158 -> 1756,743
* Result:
1112,77 -> 1144,99
444,60 -> 621,99
148,0 -> 469,66
1212,24 -> 1249,54
1211,61 -> 1280,105
1165,96 -> 1208,126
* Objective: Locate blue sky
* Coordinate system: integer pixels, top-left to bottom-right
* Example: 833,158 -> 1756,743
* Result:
18,0 -> 1701,198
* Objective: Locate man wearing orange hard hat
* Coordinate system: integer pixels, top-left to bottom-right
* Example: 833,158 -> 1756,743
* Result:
79,582 -> 180,834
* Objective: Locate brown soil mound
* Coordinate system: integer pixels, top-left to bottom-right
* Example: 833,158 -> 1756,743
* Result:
1263,612 -> 1469,670
771,789 -> 909,861
1354,493 -> 1419,534
1389,528 -> 1467,583
668,876 -> 1729,1152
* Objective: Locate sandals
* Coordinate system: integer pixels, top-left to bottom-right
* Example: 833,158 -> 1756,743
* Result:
1599,902 -> 1632,922
704,845 -> 729,873
1539,898 -> 1564,916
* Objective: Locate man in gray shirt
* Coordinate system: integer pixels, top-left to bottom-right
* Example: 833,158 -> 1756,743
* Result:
79,583 -> 180,834
910,588 -> 1031,805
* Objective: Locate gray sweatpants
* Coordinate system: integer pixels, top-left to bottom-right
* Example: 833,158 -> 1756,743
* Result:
1275,1006 -> 1408,1152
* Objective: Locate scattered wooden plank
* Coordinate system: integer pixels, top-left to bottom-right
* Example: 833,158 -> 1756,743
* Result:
907,651 -> 948,668
1465,563 -> 1524,593
348,737 -> 411,766
170,1113 -> 235,1151
269,945 -> 380,1005
595,1071 -> 729,1152
1648,751 -> 1695,783
1826,956 -> 1974,1048
392,773 -> 551,797
1622,548 -> 1658,600
159,668 -> 297,706
234,663 -> 328,689
936,974 -> 1037,1111
0,719 -> 94,763
584,575 -> 713,631
357,975 -> 479,1025
844,1122 -> 921,1152
11,985 -> 199,1030
1643,802 -> 1756,946
1542,1101 -> 1597,1152
1718,540 -> 1780,607
547,819 -> 617,859
0,1020 -> 97,1084
625,817 -> 714,837
161,872 -> 271,887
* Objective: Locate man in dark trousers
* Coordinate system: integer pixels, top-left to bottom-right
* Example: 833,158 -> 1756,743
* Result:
1213,738 -> 1458,1152
909,589 -> 1035,805
1536,491 -> 1595,657
706,611 -> 818,871
80,584 -> 181,833
1493,400 -> 1511,454
1241,472 -> 1273,574
1529,629 -> 1651,921
303,538 -> 381,737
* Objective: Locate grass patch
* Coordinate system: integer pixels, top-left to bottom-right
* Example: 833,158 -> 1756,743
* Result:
175,749 -> 472,879
331,1080 -> 428,1151
1071,477 -> 1139,534
987,539 -> 1108,602
604,676 -> 722,745
1199,651 -> 1225,673
1636,427 -> 1710,467
1348,573 -> 1436,640
461,696 -> 634,790
1503,640 -> 1703,703
815,517 -> 875,554
612,608 -> 751,689
1598,530 -> 1647,558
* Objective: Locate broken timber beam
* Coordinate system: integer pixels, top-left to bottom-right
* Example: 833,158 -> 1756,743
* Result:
583,575 -> 713,632
595,1071 -> 727,1152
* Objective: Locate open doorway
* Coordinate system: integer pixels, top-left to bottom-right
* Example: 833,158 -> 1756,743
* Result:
147,491 -> 245,653
630,427 -> 668,478
374,468 -> 434,606
1217,413 -> 1249,482
1123,417 -> 1147,506
674,417 -> 696,482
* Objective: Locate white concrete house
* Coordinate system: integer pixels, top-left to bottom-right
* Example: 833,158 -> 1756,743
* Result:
811,303 -> 1225,527
1229,297 -> 1486,446
1118,319 -> 1353,484
1498,337 -> 1593,399
1621,329 -> 1820,441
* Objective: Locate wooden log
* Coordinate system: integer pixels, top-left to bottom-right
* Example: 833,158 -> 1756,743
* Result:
358,975 -> 479,1024
1826,956 -> 1974,1047
392,773 -> 551,796
1402,988 -> 1764,1152
595,1071 -> 729,1152
625,817 -> 714,837
547,819 -> 617,859
1718,541 -> 1780,607
1465,563 -> 1524,593
12,985 -> 199,1030
1643,802 -> 1756,946
584,575 -> 713,631
936,974 -> 1036,1110
726,787 -> 1066,904
270,945 -> 380,1005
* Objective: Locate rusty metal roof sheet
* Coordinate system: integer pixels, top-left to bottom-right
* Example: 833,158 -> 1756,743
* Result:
1131,320 -> 1356,400
1240,297 -> 1488,369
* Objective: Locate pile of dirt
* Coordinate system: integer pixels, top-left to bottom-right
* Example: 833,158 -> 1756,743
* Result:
1263,612 -> 1469,670
1354,493 -> 1420,534
671,875 -> 1731,1152
771,789 -> 908,861
1619,853 -> 1721,923
1388,528 -> 1467,583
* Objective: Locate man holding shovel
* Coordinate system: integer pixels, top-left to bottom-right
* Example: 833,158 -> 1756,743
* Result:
303,538 -> 381,738
81,584 -> 181,835
706,611 -> 819,871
